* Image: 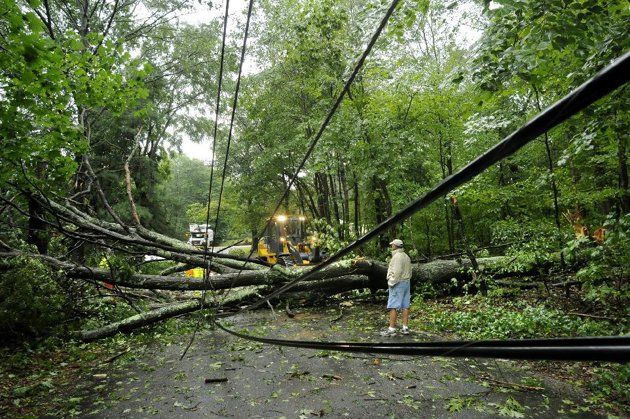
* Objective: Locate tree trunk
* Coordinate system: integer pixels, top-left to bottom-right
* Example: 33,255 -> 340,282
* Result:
372,176 -> 392,251
617,130 -> 629,213
53,255 -> 510,292
438,131 -> 455,253
78,299 -> 203,341
315,172 -> 331,221
296,179 -> 320,218
339,164 -> 350,240
424,219 -> 432,258
532,85 -> 564,267
0,250 -> 541,342
353,174 -> 360,236
0,251 -> 520,295
328,171 -> 341,228
27,197 -> 48,254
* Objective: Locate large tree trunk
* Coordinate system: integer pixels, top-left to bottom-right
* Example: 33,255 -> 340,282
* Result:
618,130 -> 629,213
9,253 -> 532,342
76,274 -> 377,341
338,164 -> 350,240
2,251 -> 510,293
27,197 -> 48,254
72,255 -> 537,342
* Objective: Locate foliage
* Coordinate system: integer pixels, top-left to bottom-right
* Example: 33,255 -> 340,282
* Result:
308,218 -> 350,254
589,363 -> 630,409
0,0 -> 149,192
411,294 -> 629,411
0,254 -> 66,340
136,260 -> 177,276
572,213 -> 630,311
491,218 -> 562,273
416,294 -> 621,340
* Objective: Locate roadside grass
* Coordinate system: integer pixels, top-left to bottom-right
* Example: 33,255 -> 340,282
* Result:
409,291 -> 629,414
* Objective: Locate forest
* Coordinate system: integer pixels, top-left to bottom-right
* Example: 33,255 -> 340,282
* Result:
0,0 -> 628,416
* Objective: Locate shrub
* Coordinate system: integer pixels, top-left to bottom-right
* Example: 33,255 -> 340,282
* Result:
0,256 -> 66,341
573,213 -> 629,311
426,295 -> 617,340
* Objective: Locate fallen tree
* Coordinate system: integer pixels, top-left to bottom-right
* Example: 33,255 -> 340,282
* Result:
77,287 -> 266,341
1,251 -> 510,292
2,249 -> 537,341
0,192 -> 544,342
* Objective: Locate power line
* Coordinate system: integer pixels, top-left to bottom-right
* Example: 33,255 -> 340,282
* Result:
215,322 -> 630,362
211,0 -> 255,270
200,0 -> 230,301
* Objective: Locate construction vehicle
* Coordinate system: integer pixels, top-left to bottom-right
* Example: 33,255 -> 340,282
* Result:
187,224 -> 214,248
257,215 -> 316,266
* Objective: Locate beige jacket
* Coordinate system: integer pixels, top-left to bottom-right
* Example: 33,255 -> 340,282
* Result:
387,248 -> 412,287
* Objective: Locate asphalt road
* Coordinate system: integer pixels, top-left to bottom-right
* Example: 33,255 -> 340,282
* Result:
80,302 -> 599,418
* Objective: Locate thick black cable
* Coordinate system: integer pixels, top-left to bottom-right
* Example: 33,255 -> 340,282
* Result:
214,322 -> 629,362
241,50 -> 630,312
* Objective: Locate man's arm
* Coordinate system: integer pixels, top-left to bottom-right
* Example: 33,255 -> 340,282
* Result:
387,253 -> 402,284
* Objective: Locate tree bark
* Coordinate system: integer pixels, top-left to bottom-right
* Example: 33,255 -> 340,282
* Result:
617,129 -> 629,213
353,174 -> 360,236
338,164 -> 350,240
78,299 -> 203,341
29,194 -> 266,272
27,197 -> 48,254
2,251 -> 510,293
1,250 -> 533,343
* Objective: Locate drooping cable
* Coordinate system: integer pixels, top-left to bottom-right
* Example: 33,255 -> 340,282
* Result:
214,322 -> 629,362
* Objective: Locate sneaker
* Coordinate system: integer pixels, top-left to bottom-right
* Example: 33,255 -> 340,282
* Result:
379,328 -> 397,337
401,327 -> 410,335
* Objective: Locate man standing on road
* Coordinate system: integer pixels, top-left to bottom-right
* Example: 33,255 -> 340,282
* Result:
380,239 -> 413,337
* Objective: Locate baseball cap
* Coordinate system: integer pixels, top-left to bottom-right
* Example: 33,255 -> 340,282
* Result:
389,239 -> 403,247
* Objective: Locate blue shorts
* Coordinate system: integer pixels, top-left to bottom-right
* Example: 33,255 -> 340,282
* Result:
387,280 -> 410,309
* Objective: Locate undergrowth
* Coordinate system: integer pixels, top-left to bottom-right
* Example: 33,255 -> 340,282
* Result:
410,292 -> 629,412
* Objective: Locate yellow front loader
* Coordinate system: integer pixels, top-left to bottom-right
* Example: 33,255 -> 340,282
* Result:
257,215 -> 314,266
